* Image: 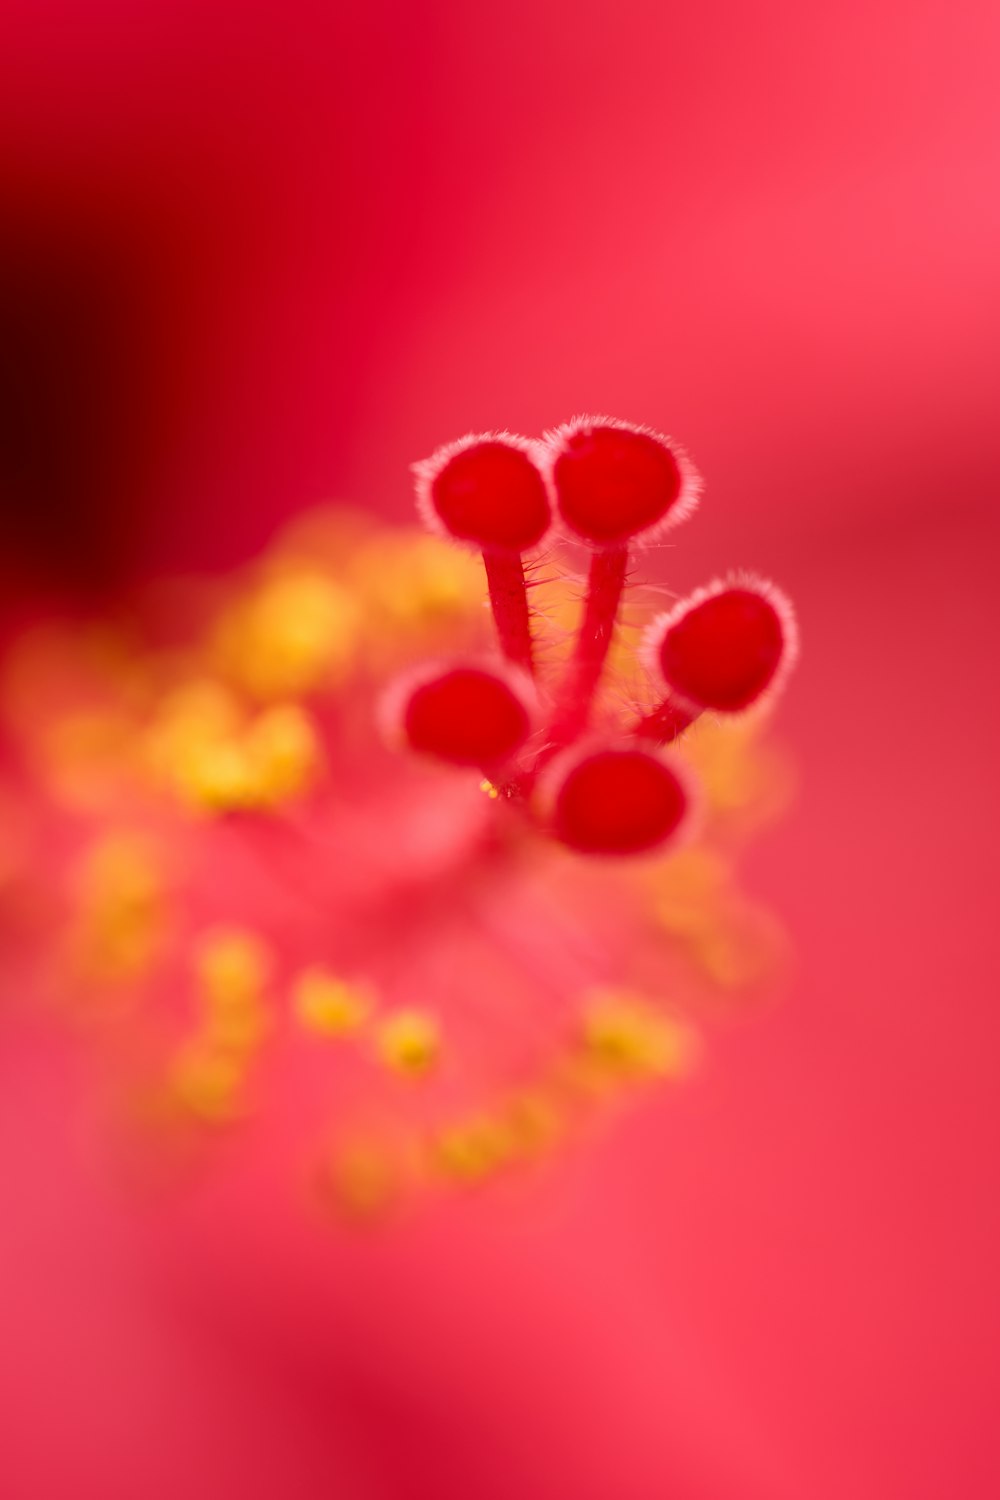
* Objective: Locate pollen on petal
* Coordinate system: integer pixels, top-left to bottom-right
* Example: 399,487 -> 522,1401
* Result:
416,434 -> 552,552
548,745 -> 689,856
547,418 -> 698,546
401,665 -> 532,767
653,580 -> 792,712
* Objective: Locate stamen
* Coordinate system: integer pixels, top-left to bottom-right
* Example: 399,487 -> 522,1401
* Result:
294,967 -> 374,1036
376,1009 -> 441,1074
544,744 -> 690,856
71,833 -> 166,982
195,927 -> 272,1007
579,991 -> 697,1082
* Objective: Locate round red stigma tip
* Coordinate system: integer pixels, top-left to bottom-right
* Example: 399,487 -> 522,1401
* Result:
550,747 -> 688,856
403,666 -> 532,767
548,419 -> 694,546
656,584 -> 788,712
420,435 -> 551,552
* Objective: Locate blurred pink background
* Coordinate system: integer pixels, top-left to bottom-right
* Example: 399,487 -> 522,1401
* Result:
1,1 -> 998,1497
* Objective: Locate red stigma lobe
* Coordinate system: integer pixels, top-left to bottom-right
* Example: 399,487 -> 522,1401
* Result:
656,585 -> 787,712
402,666 -> 532,767
549,747 -> 689,856
424,436 -> 551,552
549,420 -> 688,546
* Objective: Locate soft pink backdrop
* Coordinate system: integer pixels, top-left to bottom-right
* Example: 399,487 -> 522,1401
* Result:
1,2 -> 997,1497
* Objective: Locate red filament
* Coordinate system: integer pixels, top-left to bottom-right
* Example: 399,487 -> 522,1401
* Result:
403,667 -> 532,767
656,585 -> 786,712
550,421 -> 686,546
424,437 -> 551,552
550,747 -> 688,856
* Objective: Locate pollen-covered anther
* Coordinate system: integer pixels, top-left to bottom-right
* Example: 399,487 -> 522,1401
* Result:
395,663 -> 533,768
545,416 -> 700,547
432,1114 -> 515,1183
71,833 -> 166,982
195,927 -> 273,1009
243,704 -> 321,804
578,992 -> 698,1082
375,1009 -> 441,1075
646,576 -> 797,713
414,432 -> 552,553
544,744 -> 691,857
294,968 -> 374,1036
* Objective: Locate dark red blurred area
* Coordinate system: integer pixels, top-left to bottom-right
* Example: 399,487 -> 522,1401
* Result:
1,2 -> 998,1498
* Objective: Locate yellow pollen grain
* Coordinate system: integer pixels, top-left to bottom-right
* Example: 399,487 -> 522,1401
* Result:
375,1009 -> 440,1075
178,739 -> 260,812
479,778 -> 500,800
294,968 -> 374,1037
579,991 -> 697,1083
195,927 -> 272,1009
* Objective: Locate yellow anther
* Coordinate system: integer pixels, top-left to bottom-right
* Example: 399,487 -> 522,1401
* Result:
73,834 -> 166,982
294,968 -> 374,1036
144,679 -> 251,811
375,1009 -> 440,1075
170,1045 -> 246,1122
214,569 -> 358,700
433,1114 -> 514,1183
149,679 -> 243,752
195,928 -> 272,1009
355,533 -> 482,624
176,739 -> 260,812
579,991 -> 697,1082
479,778 -> 500,800
676,717 -> 791,822
244,704 -> 321,805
